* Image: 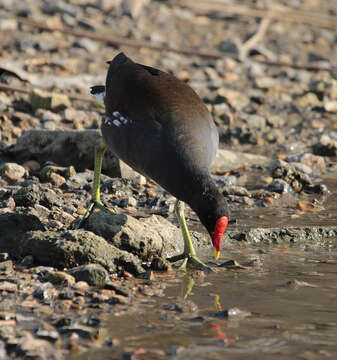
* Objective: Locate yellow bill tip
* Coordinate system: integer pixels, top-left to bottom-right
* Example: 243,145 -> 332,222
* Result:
214,248 -> 220,260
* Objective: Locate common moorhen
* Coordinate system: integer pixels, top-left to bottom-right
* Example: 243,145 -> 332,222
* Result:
82,52 -> 229,270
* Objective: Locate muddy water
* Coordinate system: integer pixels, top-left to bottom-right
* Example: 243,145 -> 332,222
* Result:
69,246 -> 337,360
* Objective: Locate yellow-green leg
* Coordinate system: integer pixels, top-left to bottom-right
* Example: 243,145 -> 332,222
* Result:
76,139 -> 115,228
169,200 -> 212,271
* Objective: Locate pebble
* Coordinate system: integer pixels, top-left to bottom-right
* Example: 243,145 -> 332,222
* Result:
0,281 -> 17,292
46,271 -> 76,286
33,283 -> 57,301
0,162 -> 26,182
294,93 -> 321,107
68,264 -> 108,287
268,179 -> 293,194
30,89 -> 70,112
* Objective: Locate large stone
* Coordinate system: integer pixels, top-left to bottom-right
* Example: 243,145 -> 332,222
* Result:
20,230 -> 145,275
68,264 -> 108,287
0,213 -> 45,254
84,212 -> 183,260
5,129 -> 120,177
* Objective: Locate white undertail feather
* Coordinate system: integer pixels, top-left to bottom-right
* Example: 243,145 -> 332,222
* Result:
90,90 -> 105,106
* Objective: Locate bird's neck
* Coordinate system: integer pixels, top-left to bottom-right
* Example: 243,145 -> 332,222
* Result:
185,172 -> 228,235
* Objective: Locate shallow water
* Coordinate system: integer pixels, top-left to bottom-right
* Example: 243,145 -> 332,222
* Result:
67,172 -> 337,360
69,245 -> 337,360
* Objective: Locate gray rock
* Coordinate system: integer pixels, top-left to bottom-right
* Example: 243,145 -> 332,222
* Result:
13,184 -> 64,208
0,260 -> 13,272
218,39 -> 239,55
285,153 -> 326,171
0,213 -> 45,254
5,130 -> 120,177
68,264 -> 108,287
246,114 -> 266,129
222,186 -> 251,197
0,162 -> 26,182
84,212 -> 183,260
45,271 -> 76,286
272,160 -> 314,192
20,230 -> 145,275
324,99 -> 337,112
294,92 -> 321,107
63,108 -> 87,123
267,179 -> 293,194
35,329 -> 60,343
74,38 -> 99,53
61,324 -> 99,339
226,227 -> 337,246
33,283 -> 57,301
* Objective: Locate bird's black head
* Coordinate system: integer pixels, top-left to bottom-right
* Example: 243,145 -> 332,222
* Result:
194,190 -> 230,260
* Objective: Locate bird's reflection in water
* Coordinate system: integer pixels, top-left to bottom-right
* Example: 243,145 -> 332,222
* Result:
180,274 -> 195,299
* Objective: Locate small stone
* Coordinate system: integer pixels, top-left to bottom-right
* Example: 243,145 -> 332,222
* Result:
62,324 -> 99,339
30,89 -> 70,112
255,76 -> 277,89
0,18 -> 17,31
36,109 -> 62,123
33,283 -> 57,301
63,108 -> 87,123
216,307 -> 251,318
35,329 -> 60,343
313,134 -> 337,156
0,162 -> 26,182
266,115 -> 285,128
0,196 -> 15,209
294,93 -> 321,107
46,271 -> 76,286
0,260 -> 13,272
222,186 -> 250,197
0,281 -> 17,292
218,39 -> 239,55
17,334 -> 54,359
40,165 -> 76,180
68,264 -> 108,287
246,114 -> 266,128
74,38 -> 99,53
267,179 -> 293,194
324,99 -> 337,112
49,172 -> 66,186
73,281 -> 90,291
167,346 -> 185,356
285,153 -> 325,171
168,300 -> 198,313
151,257 -> 171,271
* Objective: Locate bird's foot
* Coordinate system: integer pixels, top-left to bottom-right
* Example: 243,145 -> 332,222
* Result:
76,200 -> 115,229
168,253 -> 213,272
